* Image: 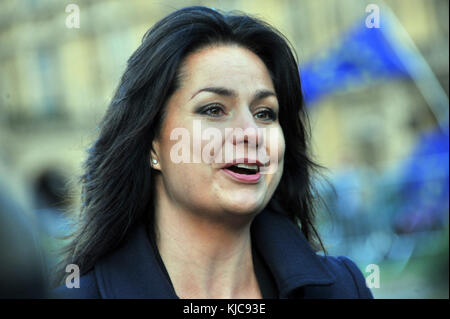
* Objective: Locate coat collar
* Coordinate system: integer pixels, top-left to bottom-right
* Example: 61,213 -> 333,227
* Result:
250,209 -> 336,297
94,208 -> 335,298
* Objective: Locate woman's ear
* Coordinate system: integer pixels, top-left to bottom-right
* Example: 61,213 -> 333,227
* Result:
150,140 -> 161,171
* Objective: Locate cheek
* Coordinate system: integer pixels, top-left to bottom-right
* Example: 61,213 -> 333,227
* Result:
161,161 -> 212,208
264,127 -> 285,175
275,130 -> 286,161
275,132 -> 286,179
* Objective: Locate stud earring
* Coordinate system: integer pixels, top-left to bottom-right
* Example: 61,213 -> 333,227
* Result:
152,159 -> 158,165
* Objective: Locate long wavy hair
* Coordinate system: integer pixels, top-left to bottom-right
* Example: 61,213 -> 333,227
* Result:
53,6 -> 328,286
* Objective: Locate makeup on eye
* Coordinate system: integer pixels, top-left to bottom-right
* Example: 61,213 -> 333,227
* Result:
195,103 -> 278,121
254,108 -> 277,121
195,103 -> 226,117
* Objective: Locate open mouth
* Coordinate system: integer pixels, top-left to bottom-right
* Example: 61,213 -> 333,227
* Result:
225,163 -> 259,175
221,162 -> 261,183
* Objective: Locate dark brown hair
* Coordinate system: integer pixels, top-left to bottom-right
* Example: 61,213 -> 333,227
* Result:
53,6 -> 328,286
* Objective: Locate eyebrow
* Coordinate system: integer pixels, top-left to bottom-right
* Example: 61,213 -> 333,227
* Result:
190,86 -> 277,102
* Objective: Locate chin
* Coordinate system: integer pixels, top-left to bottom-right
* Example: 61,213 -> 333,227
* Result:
223,198 -> 265,216
211,187 -> 270,217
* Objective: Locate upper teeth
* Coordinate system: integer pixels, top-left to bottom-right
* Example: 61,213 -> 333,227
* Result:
235,163 -> 258,170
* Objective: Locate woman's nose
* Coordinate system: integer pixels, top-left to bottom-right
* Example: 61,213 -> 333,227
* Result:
227,109 -> 265,148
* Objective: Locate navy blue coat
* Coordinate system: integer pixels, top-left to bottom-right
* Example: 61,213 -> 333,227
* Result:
53,208 -> 373,299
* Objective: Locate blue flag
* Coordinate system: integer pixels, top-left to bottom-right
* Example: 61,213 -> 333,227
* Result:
394,124 -> 449,233
300,18 -> 410,105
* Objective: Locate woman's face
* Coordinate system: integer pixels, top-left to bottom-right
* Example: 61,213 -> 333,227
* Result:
152,45 -> 285,222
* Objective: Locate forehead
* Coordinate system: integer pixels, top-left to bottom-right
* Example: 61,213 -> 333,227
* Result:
179,45 -> 275,93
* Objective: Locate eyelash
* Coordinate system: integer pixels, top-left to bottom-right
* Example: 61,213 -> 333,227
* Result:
198,104 -> 277,121
255,108 -> 277,121
199,104 -> 225,117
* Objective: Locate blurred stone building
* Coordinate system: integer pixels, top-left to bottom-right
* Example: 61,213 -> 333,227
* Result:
0,0 -> 448,204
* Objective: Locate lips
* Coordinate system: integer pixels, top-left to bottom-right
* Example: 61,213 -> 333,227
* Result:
221,158 -> 262,183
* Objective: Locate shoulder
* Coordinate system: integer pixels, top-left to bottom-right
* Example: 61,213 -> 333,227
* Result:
50,270 -> 101,299
304,255 -> 374,299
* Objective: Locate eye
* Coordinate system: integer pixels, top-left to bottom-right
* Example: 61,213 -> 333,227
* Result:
254,108 -> 277,121
198,104 -> 225,117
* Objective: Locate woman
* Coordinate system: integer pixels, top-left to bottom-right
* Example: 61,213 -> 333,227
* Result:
53,6 -> 373,299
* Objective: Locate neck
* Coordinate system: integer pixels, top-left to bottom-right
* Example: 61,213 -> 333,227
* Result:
152,184 -> 262,299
